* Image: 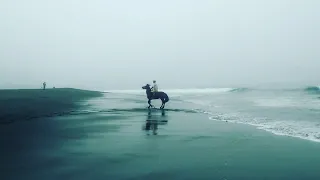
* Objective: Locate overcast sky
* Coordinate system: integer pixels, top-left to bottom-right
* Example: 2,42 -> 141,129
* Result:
1,0 -> 319,90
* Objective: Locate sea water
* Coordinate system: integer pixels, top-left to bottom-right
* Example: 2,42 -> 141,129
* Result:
103,86 -> 320,143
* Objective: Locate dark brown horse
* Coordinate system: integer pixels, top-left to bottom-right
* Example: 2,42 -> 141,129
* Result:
142,84 -> 169,109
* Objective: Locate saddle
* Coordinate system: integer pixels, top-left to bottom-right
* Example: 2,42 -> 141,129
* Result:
151,91 -> 159,99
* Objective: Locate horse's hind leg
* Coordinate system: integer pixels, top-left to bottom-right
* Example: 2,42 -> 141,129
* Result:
160,99 -> 165,109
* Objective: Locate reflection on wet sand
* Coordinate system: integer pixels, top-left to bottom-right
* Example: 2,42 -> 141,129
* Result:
143,109 -> 168,135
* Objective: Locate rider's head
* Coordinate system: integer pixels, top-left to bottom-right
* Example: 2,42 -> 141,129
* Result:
153,80 -> 156,83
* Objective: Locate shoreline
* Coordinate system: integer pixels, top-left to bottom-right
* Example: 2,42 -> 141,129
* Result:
205,114 -> 320,144
206,115 -> 320,144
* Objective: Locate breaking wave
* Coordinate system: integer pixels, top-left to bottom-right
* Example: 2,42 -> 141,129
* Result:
229,88 -> 250,92
304,86 -> 320,94
105,87 -> 250,95
206,113 -> 320,143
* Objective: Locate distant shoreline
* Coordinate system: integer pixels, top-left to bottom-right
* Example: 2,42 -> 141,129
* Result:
0,88 -> 103,125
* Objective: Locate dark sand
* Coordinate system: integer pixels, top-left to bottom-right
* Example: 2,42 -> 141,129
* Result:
1,91 -> 320,180
0,88 -> 103,124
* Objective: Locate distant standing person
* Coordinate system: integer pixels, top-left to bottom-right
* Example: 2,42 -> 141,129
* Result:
43,82 -> 46,90
151,80 -> 158,97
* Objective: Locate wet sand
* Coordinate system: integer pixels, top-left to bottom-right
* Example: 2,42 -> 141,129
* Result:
1,104 -> 320,180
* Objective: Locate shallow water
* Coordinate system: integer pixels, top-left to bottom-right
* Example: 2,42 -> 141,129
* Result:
181,88 -> 320,142
105,86 -> 320,142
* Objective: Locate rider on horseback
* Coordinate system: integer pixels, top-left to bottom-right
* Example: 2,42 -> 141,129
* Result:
151,80 -> 158,97
142,82 -> 169,109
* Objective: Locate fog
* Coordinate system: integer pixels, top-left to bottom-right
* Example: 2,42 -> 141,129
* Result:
1,0 -> 319,90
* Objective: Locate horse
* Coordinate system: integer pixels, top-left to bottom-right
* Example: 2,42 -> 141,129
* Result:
142,84 -> 169,109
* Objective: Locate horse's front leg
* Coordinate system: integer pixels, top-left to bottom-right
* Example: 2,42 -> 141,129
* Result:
148,99 -> 153,108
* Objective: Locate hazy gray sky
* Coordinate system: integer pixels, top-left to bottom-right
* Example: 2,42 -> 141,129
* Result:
1,0 -> 319,90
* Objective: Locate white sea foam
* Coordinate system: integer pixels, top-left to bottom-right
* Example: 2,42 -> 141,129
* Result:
104,89 -> 144,94
205,112 -> 320,143
192,98 -> 320,143
161,88 -> 233,94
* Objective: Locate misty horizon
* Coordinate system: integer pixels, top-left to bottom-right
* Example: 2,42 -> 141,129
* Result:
1,0 -> 319,90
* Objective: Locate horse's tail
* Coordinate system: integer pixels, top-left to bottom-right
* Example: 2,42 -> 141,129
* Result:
163,92 -> 169,103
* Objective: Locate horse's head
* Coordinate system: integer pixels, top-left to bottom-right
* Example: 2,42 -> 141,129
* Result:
142,84 -> 151,90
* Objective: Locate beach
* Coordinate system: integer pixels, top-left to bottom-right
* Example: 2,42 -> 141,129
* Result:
1,88 -> 320,180
2,0 -> 320,179
0,88 -> 102,124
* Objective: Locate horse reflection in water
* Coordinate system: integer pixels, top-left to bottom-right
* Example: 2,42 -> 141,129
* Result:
143,109 -> 168,135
